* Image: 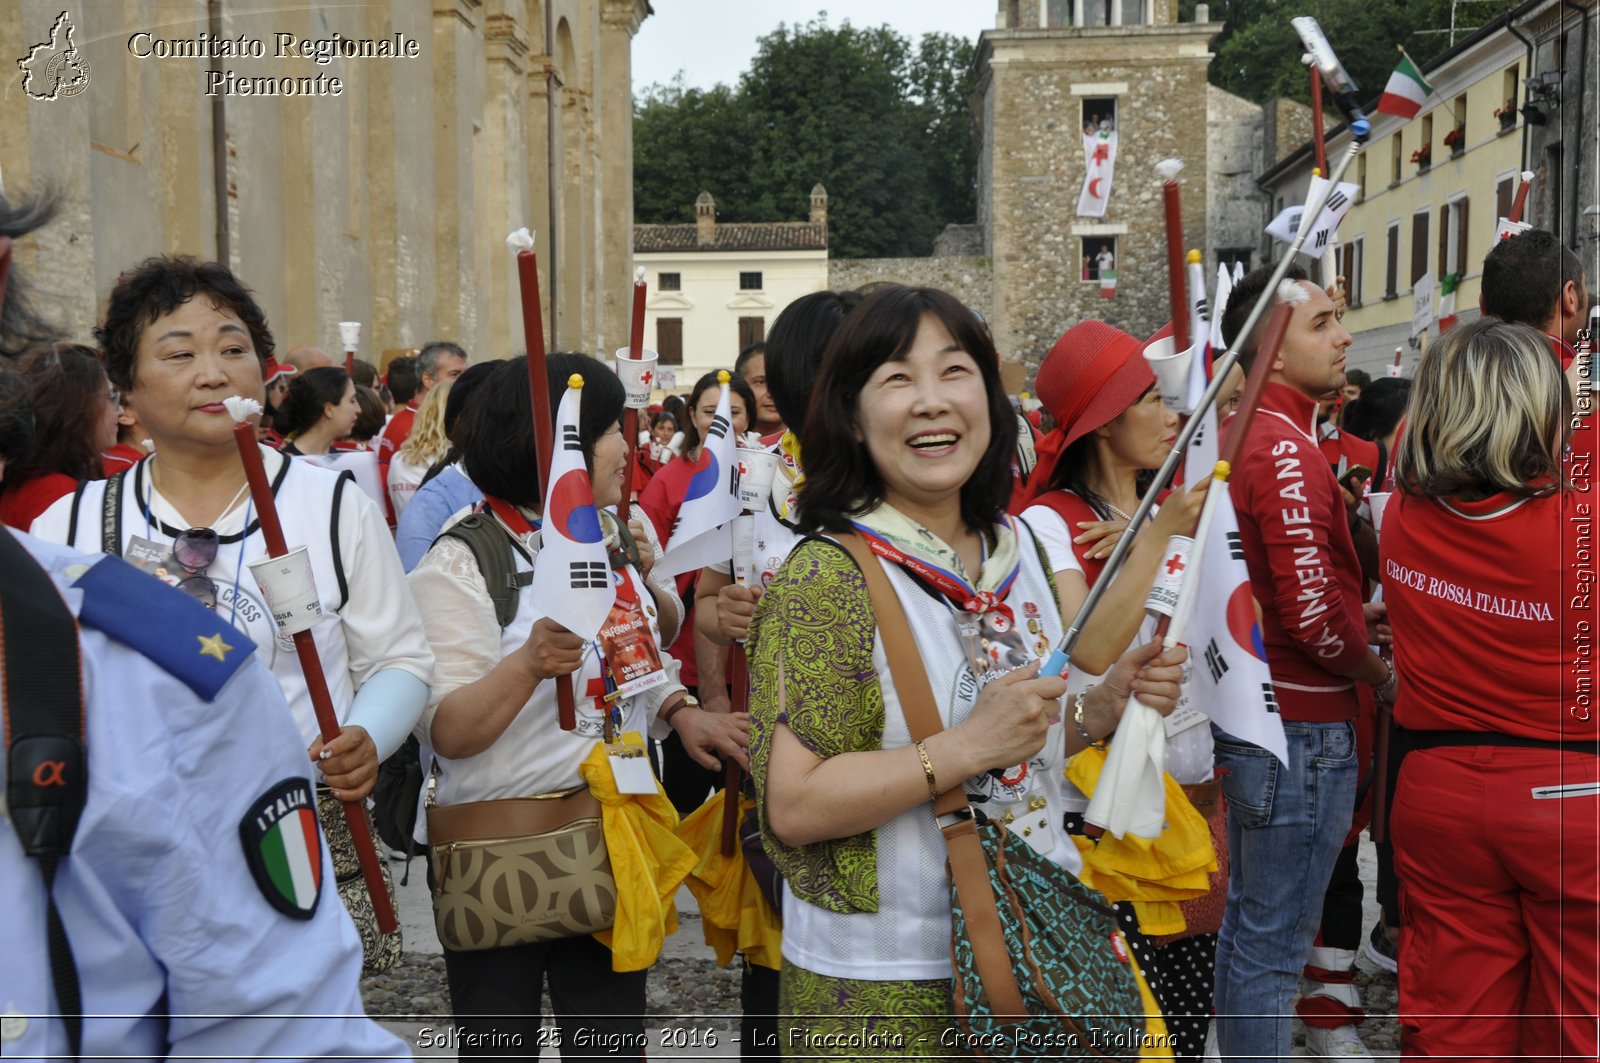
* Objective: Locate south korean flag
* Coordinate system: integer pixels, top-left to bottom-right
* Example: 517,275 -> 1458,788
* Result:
530,374 -> 616,642
655,371 -> 742,577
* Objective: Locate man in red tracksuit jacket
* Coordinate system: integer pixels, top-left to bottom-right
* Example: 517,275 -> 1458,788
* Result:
1211,266 -> 1395,1062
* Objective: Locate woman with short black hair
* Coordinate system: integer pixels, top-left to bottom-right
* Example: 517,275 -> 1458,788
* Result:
408,353 -> 747,1055
748,285 -> 1188,1048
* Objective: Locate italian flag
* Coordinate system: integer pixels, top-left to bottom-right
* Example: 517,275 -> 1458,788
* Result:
1377,53 -> 1434,120
262,806 -> 322,913
1100,267 -> 1118,299
1438,272 -> 1460,332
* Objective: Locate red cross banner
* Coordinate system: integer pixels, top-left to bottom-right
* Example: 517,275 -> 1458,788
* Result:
1077,129 -> 1118,218
529,375 -> 618,642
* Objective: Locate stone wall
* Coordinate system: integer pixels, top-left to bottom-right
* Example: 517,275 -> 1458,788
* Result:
1,0 -> 645,363
975,21 -> 1219,369
827,257 -> 994,321
1264,97 -> 1314,169
1206,84 -> 1268,269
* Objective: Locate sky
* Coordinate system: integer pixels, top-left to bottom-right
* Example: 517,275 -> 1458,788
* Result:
631,0 -> 989,94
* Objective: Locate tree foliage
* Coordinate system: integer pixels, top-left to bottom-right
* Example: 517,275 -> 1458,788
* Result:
633,18 -> 977,259
1183,0 -> 1487,108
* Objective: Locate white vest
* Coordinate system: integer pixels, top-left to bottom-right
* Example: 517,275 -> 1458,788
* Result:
56,451 -> 358,747
781,522 -> 1076,981
431,519 -> 666,804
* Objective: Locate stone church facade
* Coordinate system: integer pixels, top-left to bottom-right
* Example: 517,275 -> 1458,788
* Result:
1,0 -> 646,363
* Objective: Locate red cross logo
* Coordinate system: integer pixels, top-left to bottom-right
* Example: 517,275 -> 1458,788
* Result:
639,370 -> 652,385
585,676 -> 610,715
1165,553 -> 1186,576
1092,142 -> 1110,165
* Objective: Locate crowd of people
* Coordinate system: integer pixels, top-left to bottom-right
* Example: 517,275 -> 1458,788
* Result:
1,176 -> 1595,1063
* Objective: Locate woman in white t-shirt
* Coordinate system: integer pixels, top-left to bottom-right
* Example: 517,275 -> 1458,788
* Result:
748,286 -> 1186,1051
34,257 -> 433,803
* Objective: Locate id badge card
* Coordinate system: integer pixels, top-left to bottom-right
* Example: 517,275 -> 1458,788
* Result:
606,732 -> 659,795
598,595 -> 668,702
125,535 -> 182,589
1162,691 -> 1209,738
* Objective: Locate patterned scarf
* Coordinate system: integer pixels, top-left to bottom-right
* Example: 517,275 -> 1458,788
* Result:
775,430 -> 804,521
850,501 -> 1022,631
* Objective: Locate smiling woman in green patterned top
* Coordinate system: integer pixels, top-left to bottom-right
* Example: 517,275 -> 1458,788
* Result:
747,285 -> 1187,1058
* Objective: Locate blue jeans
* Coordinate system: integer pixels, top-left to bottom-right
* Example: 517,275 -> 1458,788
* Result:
1211,720 -> 1357,1063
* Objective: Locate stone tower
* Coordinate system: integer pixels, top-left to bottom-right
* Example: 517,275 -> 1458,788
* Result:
975,0 -> 1220,366
810,183 -> 829,225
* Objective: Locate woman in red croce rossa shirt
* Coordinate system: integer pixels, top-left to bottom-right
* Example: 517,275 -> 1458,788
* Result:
1380,317 -> 1598,1062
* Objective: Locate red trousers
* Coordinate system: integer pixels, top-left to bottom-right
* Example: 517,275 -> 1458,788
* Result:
1392,745 -> 1600,1061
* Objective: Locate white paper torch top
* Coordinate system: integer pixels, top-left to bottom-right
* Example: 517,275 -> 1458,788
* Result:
1277,279 -> 1312,306
1155,159 -> 1185,182
506,227 -> 535,253
224,396 -> 263,422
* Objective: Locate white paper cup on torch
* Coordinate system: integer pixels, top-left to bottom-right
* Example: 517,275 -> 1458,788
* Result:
248,546 -> 324,635
612,346 -> 659,409
731,514 -> 757,591
1367,492 -> 1392,537
735,446 -> 780,511
338,321 -> 362,351
1145,535 -> 1194,619
1143,336 -> 1193,414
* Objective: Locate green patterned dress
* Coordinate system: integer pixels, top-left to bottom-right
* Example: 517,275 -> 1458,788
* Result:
748,538 -> 969,1061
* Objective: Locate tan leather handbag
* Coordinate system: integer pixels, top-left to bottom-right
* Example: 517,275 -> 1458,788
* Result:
427,786 -> 617,951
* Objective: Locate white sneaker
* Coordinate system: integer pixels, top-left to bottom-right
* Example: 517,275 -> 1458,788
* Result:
1303,1023 -> 1374,1058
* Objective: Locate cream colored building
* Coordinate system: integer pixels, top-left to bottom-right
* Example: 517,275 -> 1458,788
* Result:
1259,0 -> 1598,374
634,187 -> 829,387
1,0 -> 647,363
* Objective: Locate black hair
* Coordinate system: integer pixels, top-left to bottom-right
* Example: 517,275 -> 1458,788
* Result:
1340,376 -> 1411,443
350,359 -> 379,390
765,289 -> 864,430
1221,262 -> 1309,372
1041,381 -> 1160,515
0,368 -> 34,466
680,371 -> 757,454
387,357 -> 420,405
457,352 -> 625,510
661,394 -> 688,426
796,285 -> 1015,536
350,386 -> 387,442
652,410 -> 678,430
95,255 -> 275,391
1343,367 -> 1371,391
443,359 -> 501,440
4,344 -> 111,485
735,342 -> 766,377
0,190 -> 65,360
1481,228 -> 1587,330
275,366 -> 351,438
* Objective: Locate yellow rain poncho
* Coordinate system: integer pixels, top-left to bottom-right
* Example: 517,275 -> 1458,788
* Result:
578,737 -> 698,972
1067,746 -> 1218,937
675,789 -> 782,970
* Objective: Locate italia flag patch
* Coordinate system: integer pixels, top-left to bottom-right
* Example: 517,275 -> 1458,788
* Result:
240,777 -> 323,919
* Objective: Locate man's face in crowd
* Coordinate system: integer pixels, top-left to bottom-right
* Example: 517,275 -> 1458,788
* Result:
1275,281 -> 1353,400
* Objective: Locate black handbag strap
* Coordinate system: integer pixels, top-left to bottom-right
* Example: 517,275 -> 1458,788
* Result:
100,470 -> 127,557
0,526 -> 87,1060
833,532 -> 1026,1021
